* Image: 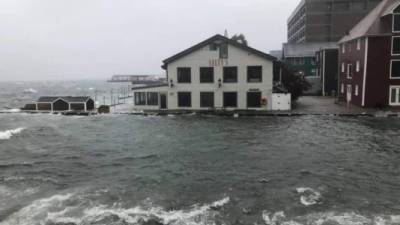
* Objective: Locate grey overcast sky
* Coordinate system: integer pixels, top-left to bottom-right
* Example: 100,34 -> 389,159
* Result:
0,0 -> 299,81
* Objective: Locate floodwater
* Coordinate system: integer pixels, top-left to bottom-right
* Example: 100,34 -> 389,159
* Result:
1,112 -> 400,225
1,80 -> 400,225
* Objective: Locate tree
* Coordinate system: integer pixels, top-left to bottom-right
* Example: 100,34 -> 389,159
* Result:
231,33 -> 248,46
276,62 -> 311,101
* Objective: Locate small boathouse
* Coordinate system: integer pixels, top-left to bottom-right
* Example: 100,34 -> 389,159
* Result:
35,96 -> 95,112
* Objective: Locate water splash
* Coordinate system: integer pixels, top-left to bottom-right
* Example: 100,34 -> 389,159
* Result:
0,128 -> 25,140
296,187 -> 322,206
0,192 -> 230,225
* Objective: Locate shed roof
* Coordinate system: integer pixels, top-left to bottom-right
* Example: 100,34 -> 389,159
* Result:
339,0 -> 399,43
162,34 -> 276,69
283,42 -> 338,57
37,96 -> 92,103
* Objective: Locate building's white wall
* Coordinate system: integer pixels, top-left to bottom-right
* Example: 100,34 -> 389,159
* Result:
166,44 -> 274,110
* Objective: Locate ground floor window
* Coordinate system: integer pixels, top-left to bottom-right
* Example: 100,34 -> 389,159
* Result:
178,92 -> 191,107
390,86 -> 400,105
341,83 -> 344,93
134,92 -> 146,105
200,92 -> 214,108
223,92 -> 237,107
247,92 -> 261,108
147,92 -> 159,106
391,60 -> 400,78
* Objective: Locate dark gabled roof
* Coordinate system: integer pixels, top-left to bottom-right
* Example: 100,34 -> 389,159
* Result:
339,0 -> 399,43
37,96 -> 92,103
162,34 -> 276,69
37,96 -> 59,103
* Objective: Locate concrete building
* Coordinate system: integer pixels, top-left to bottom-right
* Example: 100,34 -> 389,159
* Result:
283,42 -> 338,94
338,0 -> 400,108
288,0 -> 382,43
131,34 -> 292,111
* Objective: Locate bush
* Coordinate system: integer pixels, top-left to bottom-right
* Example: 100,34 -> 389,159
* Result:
277,63 -> 311,101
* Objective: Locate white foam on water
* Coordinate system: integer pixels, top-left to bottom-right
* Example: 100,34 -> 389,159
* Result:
22,88 -> 37,94
0,127 -> 25,140
261,211 -> 400,225
0,108 -> 21,113
0,192 -> 230,225
0,193 -> 74,225
296,187 -> 322,206
82,196 -> 230,225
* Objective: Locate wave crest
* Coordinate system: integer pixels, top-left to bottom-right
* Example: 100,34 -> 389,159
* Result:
0,128 -> 25,140
0,192 -> 230,225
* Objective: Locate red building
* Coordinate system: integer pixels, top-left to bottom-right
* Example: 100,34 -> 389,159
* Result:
338,0 -> 400,108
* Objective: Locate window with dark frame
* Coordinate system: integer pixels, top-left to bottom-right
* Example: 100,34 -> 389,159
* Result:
347,64 -> 353,78
219,42 -> 228,58
200,67 -> 214,83
134,92 -> 146,105
223,92 -> 237,108
391,61 -> 400,78
223,67 -> 238,83
146,92 -> 158,106
394,14 -> 400,32
247,92 -> 262,108
177,68 -> 191,83
177,92 -> 191,107
209,43 -> 218,51
247,66 -> 262,83
200,92 -> 214,108
393,37 -> 400,54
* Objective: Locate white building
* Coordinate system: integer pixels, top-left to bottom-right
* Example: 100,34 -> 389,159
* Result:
132,34 -> 283,111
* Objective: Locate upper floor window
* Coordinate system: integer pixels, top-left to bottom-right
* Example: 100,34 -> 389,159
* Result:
342,43 -> 346,53
347,64 -> 353,79
209,43 -> 218,51
390,60 -> 400,79
357,39 -> 361,50
177,67 -> 191,83
220,42 -> 228,58
393,14 -> 400,33
200,67 -> 214,83
247,66 -> 262,83
392,36 -> 400,55
341,63 -> 345,72
356,61 -> 360,72
223,67 -> 238,83
311,57 -> 316,65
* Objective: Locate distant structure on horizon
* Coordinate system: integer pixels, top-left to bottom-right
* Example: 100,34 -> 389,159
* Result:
288,0 -> 382,43
108,75 -> 167,85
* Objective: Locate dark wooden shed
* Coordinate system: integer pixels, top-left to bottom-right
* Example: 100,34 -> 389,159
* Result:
36,96 -> 95,112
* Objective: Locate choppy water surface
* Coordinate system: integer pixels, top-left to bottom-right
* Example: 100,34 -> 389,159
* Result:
1,113 -> 400,225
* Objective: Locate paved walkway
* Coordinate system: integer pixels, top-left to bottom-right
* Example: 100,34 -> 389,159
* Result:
292,96 -> 395,115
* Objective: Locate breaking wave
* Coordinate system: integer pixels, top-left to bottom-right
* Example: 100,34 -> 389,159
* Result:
0,127 -> 25,140
296,187 -> 322,206
0,192 -> 230,225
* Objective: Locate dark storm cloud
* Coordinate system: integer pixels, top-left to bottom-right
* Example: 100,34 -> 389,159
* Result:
0,0 -> 299,81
